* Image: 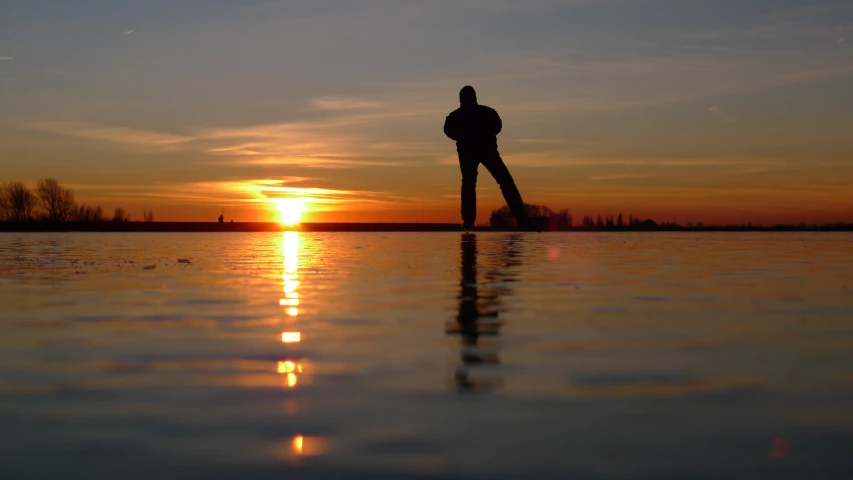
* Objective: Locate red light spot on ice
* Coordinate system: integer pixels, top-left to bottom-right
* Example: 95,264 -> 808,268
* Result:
770,437 -> 790,459
547,246 -> 560,261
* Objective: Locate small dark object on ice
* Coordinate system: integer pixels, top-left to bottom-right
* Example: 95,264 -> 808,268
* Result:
454,368 -> 474,391
177,259 -> 191,264
143,265 -> 156,270
517,220 -> 541,232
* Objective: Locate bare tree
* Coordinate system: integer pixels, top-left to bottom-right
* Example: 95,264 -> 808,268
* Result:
143,210 -> 154,222
1,182 -> 38,221
0,185 -> 6,220
112,207 -> 130,222
556,209 -> 573,230
1,182 -> 39,221
73,204 -> 106,222
2,183 -> 18,220
37,178 -> 76,222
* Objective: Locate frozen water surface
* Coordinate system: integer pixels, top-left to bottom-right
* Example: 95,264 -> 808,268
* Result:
1,232 -> 852,479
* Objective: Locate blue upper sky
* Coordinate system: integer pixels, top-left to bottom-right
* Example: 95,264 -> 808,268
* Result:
1,0 -> 851,223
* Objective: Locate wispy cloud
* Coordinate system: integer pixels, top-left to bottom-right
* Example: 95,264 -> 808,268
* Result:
818,161 -> 853,168
721,167 -> 771,176
122,30 -> 135,35
24,122 -> 194,148
683,22 -> 844,42
247,179 -> 420,209
77,178 -> 422,214
0,57 -> 14,61
589,173 -> 653,181
484,49 -> 853,115
249,0 -> 586,14
21,111 -> 442,169
774,65 -> 853,86
311,96 -> 384,110
708,106 -> 738,123
197,117 -> 437,168
514,138 -> 562,145
437,147 -> 789,169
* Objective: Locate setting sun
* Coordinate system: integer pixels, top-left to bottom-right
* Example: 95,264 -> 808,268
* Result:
275,199 -> 305,225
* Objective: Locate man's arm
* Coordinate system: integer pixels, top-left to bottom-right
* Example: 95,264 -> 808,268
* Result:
492,109 -> 503,136
444,114 -> 458,140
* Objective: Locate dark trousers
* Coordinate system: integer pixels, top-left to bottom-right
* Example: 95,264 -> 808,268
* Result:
460,153 -> 526,225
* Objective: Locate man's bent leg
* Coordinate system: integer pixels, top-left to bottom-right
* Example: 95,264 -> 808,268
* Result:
459,158 -> 479,227
482,154 -> 526,223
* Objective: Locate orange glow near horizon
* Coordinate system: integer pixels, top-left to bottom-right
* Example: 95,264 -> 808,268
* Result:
77,186 -> 853,225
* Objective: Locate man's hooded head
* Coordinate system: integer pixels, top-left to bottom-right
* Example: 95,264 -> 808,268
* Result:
459,86 -> 478,106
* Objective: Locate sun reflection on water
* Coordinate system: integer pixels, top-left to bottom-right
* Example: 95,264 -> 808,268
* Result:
287,435 -> 328,458
281,332 -> 301,343
277,361 -> 297,373
282,231 -> 300,316
279,232 -> 305,388
276,232 -> 327,458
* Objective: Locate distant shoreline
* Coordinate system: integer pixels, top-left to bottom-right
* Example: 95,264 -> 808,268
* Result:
0,222 -> 851,233
0,222 -> 460,233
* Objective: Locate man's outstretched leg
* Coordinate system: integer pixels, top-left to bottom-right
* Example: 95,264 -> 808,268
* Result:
482,154 -> 529,226
460,159 -> 479,229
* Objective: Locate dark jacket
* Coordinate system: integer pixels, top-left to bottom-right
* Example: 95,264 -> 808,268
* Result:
444,104 -> 502,157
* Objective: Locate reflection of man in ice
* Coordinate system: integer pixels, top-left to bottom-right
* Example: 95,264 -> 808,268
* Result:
449,233 -> 522,392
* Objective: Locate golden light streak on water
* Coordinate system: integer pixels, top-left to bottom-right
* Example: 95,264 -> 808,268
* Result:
277,361 -> 296,374
282,232 -> 300,317
281,332 -> 301,343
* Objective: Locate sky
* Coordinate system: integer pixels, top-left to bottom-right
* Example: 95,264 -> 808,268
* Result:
1,0 -> 852,225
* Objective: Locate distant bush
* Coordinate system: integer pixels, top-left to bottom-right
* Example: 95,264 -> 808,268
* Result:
490,204 -> 572,231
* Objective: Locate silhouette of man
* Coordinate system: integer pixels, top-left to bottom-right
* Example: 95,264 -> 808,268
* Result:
444,86 -> 530,231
